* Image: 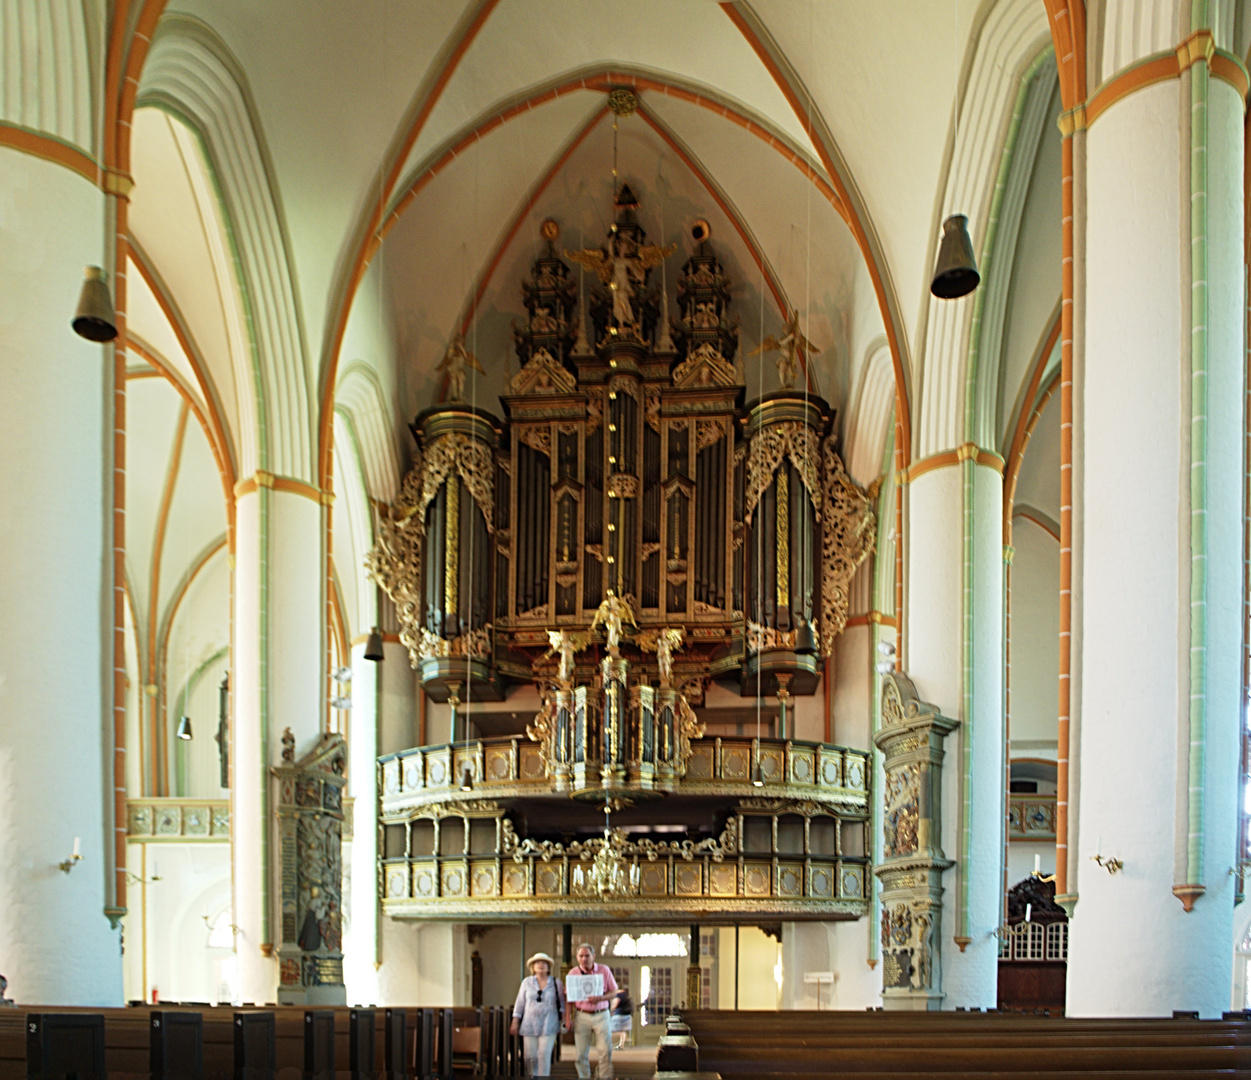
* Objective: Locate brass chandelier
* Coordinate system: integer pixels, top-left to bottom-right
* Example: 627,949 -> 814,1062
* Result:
571,806 -> 640,898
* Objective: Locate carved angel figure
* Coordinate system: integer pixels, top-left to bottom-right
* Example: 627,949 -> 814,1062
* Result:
590,591 -> 637,654
638,626 -> 685,686
436,334 -> 485,401
567,235 -> 676,329
543,628 -> 592,684
748,308 -> 819,389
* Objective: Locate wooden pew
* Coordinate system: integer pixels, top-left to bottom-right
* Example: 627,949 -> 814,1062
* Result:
678,1009 -> 1251,1079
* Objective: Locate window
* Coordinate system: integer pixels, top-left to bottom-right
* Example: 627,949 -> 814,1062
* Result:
607,932 -> 687,957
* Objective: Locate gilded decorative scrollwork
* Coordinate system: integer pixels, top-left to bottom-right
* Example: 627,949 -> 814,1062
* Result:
882,764 -> 920,858
743,421 -> 821,523
413,625 -> 492,662
366,430 -> 498,667
518,426 -> 552,457
745,620 -> 798,651
673,343 -> 738,389
608,473 -> 639,499
512,346 -> 577,395
508,816 -> 736,865
675,694 -> 707,777
695,417 -> 729,450
818,436 -> 878,654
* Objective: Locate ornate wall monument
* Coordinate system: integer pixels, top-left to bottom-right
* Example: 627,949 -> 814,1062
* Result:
273,733 -> 348,1005
874,672 -> 957,1010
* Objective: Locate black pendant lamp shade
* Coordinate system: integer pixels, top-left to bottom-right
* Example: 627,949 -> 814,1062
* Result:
930,214 -> 980,299
72,265 -> 119,341
364,626 -> 384,662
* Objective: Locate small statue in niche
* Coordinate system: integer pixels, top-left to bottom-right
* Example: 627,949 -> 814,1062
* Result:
436,334 -> 485,401
281,726 -> 295,763
747,308 -> 819,390
590,591 -> 637,655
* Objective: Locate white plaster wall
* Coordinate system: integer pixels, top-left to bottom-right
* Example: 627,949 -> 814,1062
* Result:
832,623 -> 872,750
1071,77 -> 1241,1017
1008,517 -> 1059,746
476,924 -> 525,1009
998,81 -> 1063,442
378,640 -> 419,756
826,919 -> 883,1009
127,842 -> 232,1005
376,920 -> 460,1005
0,147 -> 122,1004
344,640 -> 381,1005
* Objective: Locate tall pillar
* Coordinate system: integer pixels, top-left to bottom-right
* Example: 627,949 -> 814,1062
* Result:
233,483 -> 325,1002
1070,42 -> 1243,1016
0,147 -> 123,1003
903,456 -> 1004,1007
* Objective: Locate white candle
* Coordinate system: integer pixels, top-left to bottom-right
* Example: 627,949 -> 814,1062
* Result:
1024,903 -> 1032,924
72,836 -> 81,857
1034,853 -> 1040,874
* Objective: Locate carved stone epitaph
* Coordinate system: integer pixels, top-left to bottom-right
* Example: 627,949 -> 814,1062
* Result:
874,672 -> 957,1010
273,733 -> 348,1005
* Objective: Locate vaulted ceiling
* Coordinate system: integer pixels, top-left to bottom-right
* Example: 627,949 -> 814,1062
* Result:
113,0 -> 1079,776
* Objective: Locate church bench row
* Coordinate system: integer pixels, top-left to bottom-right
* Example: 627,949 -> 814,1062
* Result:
0,1003 -> 522,1078
677,1010 -> 1251,1078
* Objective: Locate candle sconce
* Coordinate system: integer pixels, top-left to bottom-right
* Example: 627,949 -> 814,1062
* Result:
1091,853 -> 1123,874
1228,861 -> 1251,880
994,902 -> 1035,941
58,838 -> 83,874
125,871 -> 162,885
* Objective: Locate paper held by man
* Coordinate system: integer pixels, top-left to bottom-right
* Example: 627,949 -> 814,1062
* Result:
566,972 -> 605,1002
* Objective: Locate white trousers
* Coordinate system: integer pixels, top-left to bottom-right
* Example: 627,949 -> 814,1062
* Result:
523,1032 -> 556,1076
572,1008 -> 611,1079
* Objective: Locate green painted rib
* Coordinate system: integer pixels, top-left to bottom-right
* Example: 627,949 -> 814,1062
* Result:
1185,0 -> 1210,898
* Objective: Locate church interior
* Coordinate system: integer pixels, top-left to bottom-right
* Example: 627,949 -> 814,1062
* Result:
7,0 -> 1251,1050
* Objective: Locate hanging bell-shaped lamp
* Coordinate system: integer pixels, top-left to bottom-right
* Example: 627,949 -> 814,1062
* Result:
930,214 -> 980,299
72,265 -> 119,342
363,626 -> 384,662
176,715 -> 193,741
460,765 -> 474,792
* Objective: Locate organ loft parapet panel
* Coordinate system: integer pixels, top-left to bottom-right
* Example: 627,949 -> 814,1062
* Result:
368,186 -> 881,924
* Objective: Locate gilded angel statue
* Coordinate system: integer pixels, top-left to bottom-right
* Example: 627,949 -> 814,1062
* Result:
590,591 -> 637,654
566,235 -> 676,328
638,626 -> 685,686
543,628 -> 592,684
436,334 -> 485,401
748,308 -> 819,390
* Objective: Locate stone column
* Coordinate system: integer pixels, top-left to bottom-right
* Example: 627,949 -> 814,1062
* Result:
1069,34 -> 1243,1016
903,455 -> 1004,1007
233,483 -> 325,1002
0,147 -> 123,1005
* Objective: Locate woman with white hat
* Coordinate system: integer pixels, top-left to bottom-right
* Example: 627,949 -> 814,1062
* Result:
510,951 -> 566,1075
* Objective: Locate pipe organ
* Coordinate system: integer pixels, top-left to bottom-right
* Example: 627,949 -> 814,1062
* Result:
369,185 -> 880,919
368,186 -> 879,715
